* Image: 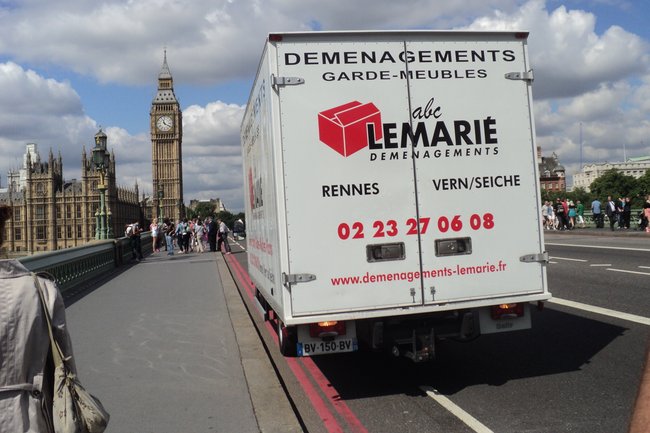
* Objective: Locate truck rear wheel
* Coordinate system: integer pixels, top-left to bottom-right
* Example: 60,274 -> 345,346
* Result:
277,320 -> 297,357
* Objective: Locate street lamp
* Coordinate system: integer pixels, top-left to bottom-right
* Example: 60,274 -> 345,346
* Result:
92,128 -> 112,239
158,188 -> 164,220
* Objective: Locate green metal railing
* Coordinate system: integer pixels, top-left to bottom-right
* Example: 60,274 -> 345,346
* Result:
572,209 -> 643,228
19,233 -> 152,293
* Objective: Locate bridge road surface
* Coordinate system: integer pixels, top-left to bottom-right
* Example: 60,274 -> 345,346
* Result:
61,250 -> 302,433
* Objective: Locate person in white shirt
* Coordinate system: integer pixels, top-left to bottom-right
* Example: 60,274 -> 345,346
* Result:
217,218 -> 232,254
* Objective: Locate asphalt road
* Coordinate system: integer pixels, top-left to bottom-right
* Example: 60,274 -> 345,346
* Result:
227,233 -> 649,433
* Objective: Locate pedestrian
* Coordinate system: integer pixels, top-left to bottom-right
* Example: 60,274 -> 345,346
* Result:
576,200 -> 585,228
568,200 -> 576,229
217,218 -> 232,254
606,196 -> 617,231
194,219 -> 205,253
541,201 -> 550,230
554,198 -> 567,230
591,197 -> 603,228
189,218 -> 197,252
0,205 -> 102,431
207,217 -> 218,252
547,201 -> 556,230
643,195 -> 650,234
622,197 -> 632,229
126,221 -> 144,261
180,218 -> 191,253
150,218 -> 160,252
163,218 -> 175,255
605,195 -> 616,231
617,197 -> 626,229
175,219 -> 186,253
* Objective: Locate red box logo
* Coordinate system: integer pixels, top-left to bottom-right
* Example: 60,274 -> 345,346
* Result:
318,101 -> 382,157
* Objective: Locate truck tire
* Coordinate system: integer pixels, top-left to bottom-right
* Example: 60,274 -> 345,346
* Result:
277,320 -> 297,357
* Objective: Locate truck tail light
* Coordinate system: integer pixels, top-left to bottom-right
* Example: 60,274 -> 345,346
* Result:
310,321 -> 346,338
491,303 -> 524,320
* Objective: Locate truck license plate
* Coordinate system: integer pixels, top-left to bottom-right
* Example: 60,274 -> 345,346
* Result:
297,339 -> 357,356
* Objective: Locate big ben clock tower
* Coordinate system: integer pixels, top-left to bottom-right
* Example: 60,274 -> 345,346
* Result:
151,50 -> 183,221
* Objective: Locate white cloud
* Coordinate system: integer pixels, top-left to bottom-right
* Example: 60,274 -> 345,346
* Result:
466,0 -> 649,98
1,0 -> 649,208
0,62 -> 97,181
0,0 -> 523,86
180,101 -> 245,208
464,0 -> 650,181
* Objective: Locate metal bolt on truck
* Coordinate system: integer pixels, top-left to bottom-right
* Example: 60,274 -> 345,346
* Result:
240,31 -> 550,362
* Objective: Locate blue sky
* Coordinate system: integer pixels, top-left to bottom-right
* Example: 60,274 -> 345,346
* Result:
0,0 -> 649,211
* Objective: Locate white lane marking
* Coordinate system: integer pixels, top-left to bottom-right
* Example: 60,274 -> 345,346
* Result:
549,256 -> 588,262
420,386 -> 494,433
607,268 -> 650,276
229,236 -> 246,251
590,264 -> 612,267
549,298 -> 650,326
549,261 -> 558,264
639,266 -> 650,270
546,242 -> 650,252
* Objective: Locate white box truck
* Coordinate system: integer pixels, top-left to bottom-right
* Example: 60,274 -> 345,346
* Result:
241,31 -> 550,361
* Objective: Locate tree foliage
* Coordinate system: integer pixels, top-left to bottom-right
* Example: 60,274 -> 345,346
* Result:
589,169 -> 640,202
215,210 -> 245,229
184,204 -> 245,228
186,202 -> 218,220
637,170 -> 650,197
541,168 -> 649,208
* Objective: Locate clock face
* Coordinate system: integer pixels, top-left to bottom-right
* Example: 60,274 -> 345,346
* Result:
156,115 -> 173,132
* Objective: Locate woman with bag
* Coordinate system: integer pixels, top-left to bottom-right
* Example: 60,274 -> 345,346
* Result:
0,205 -> 108,432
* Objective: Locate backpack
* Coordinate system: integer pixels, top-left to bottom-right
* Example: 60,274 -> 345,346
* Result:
125,224 -> 134,237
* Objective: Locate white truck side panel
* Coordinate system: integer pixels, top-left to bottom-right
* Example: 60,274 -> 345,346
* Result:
242,31 -> 549,325
242,43 -> 289,319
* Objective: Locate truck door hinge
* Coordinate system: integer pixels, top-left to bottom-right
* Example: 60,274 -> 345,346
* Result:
519,252 -> 549,263
282,272 -> 316,287
271,74 -> 305,90
505,69 -> 534,82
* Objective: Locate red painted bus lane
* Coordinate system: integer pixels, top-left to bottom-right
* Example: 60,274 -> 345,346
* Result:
225,254 -> 368,433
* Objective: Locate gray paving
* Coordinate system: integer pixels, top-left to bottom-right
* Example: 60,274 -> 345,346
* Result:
63,250 -> 299,433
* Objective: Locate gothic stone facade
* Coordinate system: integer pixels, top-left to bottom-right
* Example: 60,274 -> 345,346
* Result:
0,142 -> 141,257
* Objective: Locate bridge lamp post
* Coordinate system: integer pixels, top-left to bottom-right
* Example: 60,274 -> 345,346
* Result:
158,188 -> 164,220
92,129 -> 112,239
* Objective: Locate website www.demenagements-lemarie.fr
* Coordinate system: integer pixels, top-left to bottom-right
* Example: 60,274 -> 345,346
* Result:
330,260 -> 507,286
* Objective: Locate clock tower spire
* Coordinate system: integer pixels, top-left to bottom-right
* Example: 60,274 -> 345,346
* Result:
151,50 -> 183,221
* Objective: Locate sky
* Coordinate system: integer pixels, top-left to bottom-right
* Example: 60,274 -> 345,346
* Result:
0,0 -> 648,212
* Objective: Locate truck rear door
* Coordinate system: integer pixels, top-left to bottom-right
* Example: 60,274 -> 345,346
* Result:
273,32 -> 546,318
274,34 -> 424,316
404,34 -> 547,304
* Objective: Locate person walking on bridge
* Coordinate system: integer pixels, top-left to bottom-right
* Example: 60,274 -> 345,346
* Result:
0,205 -> 81,431
606,196 -> 617,231
163,218 -> 175,255
207,217 -> 218,252
217,218 -> 232,254
591,197 -> 603,228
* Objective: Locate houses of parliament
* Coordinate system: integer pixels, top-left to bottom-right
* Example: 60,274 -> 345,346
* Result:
0,53 -> 184,257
